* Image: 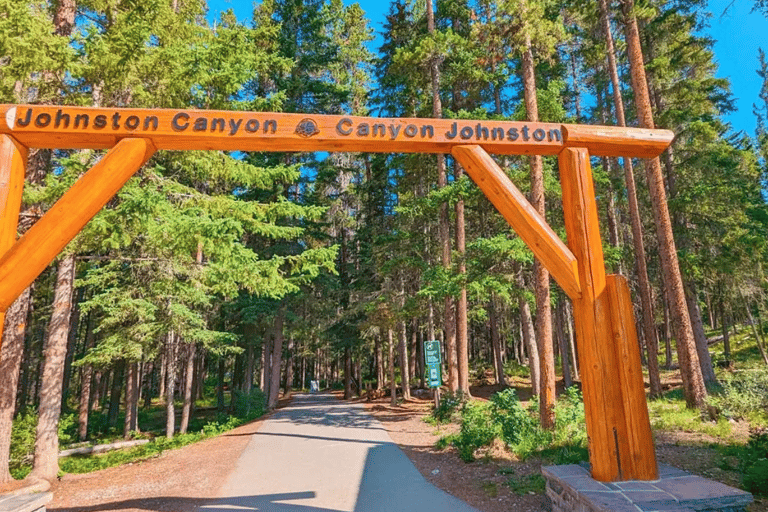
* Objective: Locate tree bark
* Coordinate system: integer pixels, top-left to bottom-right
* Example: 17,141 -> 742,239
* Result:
489,295 -> 508,387
285,336 -> 294,396
0,288 -> 31,483
426,0 -> 458,394
455,163 -> 470,395
53,0 -> 76,36
268,308 -> 285,409
179,343 -> 196,434
123,361 -> 139,438
518,287 -> 540,395
622,0 -> 707,409
388,327 -> 397,406
398,320 -> 411,400
598,0 -> 662,398
77,311 -> 96,441
521,37 -> 555,429
685,284 -> 717,384
31,253 -> 76,481
165,331 -> 177,439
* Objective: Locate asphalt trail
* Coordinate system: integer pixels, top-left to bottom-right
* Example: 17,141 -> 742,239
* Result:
198,393 -> 479,512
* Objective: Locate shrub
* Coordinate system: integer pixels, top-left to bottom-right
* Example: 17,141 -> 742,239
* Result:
708,368 -> 768,422
431,391 -> 466,424
490,388 -> 537,447
232,387 -> 267,419
453,401 -> 500,462
740,428 -> 768,495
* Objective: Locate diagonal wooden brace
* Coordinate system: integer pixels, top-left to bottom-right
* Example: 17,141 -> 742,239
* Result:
451,144 -> 581,300
0,138 -> 155,311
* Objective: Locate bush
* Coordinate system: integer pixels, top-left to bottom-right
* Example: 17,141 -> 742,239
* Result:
553,387 -> 587,445
453,401 -> 500,462
490,388 -> 537,447
232,387 -> 267,419
431,392 -> 466,424
740,428 -> 768,495
708,368 -> 768,422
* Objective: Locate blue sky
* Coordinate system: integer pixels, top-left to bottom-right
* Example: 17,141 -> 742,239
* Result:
208,0 -> 767,137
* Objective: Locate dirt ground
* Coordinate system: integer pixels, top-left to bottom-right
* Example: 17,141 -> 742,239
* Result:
361,386 -> 768,512
3,386 -> 765,512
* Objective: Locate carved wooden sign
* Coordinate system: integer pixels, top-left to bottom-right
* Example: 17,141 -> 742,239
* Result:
1,105 -> 672,158
0,103 -> 673,483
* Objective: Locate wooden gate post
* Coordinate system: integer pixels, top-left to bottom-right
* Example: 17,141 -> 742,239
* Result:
0,135 -> 27,353
559,147 -> 656,481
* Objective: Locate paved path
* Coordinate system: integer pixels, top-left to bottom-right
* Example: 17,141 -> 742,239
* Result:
198,393 -> 479,512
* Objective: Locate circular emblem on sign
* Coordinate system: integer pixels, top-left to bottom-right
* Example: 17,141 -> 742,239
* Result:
295,118 -> 320,137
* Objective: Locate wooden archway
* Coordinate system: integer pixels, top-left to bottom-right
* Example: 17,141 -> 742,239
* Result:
0,104 -> 674,482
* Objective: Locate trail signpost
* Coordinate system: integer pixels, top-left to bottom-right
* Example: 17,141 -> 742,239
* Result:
424,340 -> 442,387
0,104 -> 674,482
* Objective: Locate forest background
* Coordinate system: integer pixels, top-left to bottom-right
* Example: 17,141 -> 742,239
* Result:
1,0 -> 768,490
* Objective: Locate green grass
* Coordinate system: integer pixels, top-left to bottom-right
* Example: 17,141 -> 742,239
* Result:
505,472 -> 545,495
647,392 -> 733,439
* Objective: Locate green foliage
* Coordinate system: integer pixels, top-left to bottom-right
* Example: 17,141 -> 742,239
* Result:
505,472 -> 546,496
431,392 -> 466,424
490,388 -> 537,447
439,388 -> 588,464
708,368 -> 768,423
452,401 -> 501,462
739,428 -> 768,495
232,388 -> 267,420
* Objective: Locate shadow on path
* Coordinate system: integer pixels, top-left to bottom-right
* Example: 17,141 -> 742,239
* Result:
50,491 -> 343,512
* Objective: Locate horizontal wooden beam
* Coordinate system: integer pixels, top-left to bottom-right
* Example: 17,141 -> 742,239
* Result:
452,144 -> 581,300
0,138 -> 155,311
1,105 -> 673,158
561,124 -> 674,158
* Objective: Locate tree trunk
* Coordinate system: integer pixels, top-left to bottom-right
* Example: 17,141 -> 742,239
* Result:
426,0 -> 457,394
31,253 -> 76,481
107,361 -> 124,428
60,288 -> 83,413
489,296 -> 507,387
721,298 -> 731,362
598,0 -> 662,398
77,311 -> 96,440
557,300 -> 573,389
455,162 -> 470,395
0,288 -> 31,483
268,308 -> 285,409
519,290 -> 540,395
179,343 -> 196,434
521,37 -> 555,429
165,331 -> 177,439
217,358 -> 226,411
685,284 -> 717,385
53,0 -> 76,36
743,298 -> 768,365
344,346 -> 353,400
388,327 -> 397,406
622,0 -> 707,409
123,362 -> 139,438
399,320 -> 411,400
375,335 -> 383,390
285,336 -> 294,396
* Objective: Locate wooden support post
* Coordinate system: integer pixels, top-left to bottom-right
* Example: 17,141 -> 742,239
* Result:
0,138 -> 155,311
559,147 -> 656,481
0,134 -> 27,353
606,274 -> 658,479
452,145 -> 581,300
